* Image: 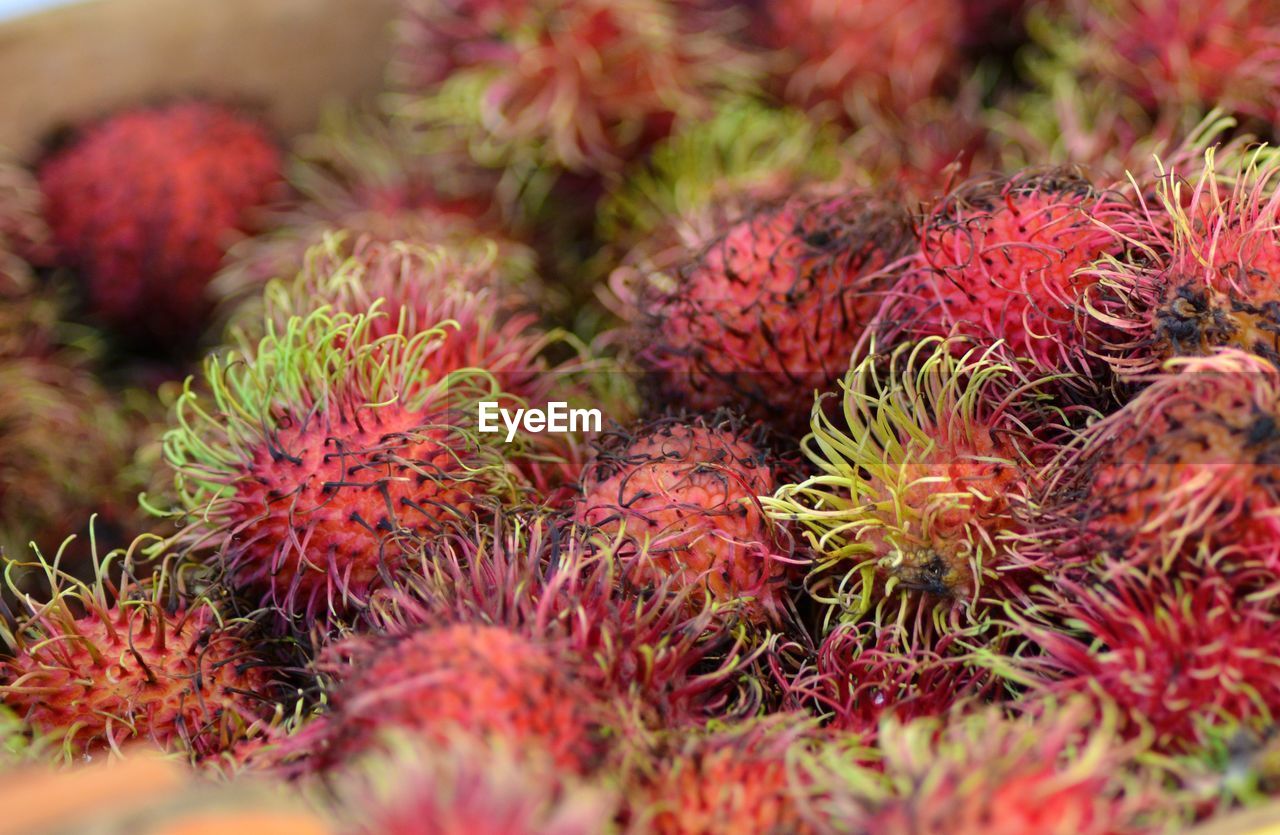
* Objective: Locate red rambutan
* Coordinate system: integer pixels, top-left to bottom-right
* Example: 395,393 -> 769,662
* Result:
624,717 -> 820,835
632,189 -> 913,436
757,0 -> 965,123
287,622 -> 618,776
1009,565 -> 1280,754
365,514 -> 772,732
1036,348 -> 1280,575
1087,149 -> 1280,375
390,0 -> 759,174
0,540 -> 278,762
1062,0 -> 1280,123
778,622 -> 998,738
37,100 -> 282,346
575,412 -> 799,624
874,168 -> 1143,386
804,700 -> 1165,834
159,301 -> 529,622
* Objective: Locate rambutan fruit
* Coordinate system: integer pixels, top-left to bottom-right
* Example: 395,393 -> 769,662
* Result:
337,738 -> 617,835
286,621 -> 619,776
765,337 -> 1063,629
1036,348 -> 1280,574
632,189 -> 914,436
0,540 -> 279,762
803,700 -> 1167,834
158,299 -> 531,623
0,358 -> 133,569
1087,148 -> 1280,375
1054,0 -> 1280,125
211,110 -> 535,308
1007,565 -> 1280,755
575,412 -> 799,624
600,99 -> 846,289
777,622 -> 998,738
623,717 -> 820,834
366,514 -> 772,732
873,168 -> 1144,388
37,100 -> 283,348
756,0 -> 965,124
230,237 -> 627,498
389,0 -> 759,175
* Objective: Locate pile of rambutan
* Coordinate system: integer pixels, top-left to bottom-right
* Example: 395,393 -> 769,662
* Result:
13,0 -> 1280,831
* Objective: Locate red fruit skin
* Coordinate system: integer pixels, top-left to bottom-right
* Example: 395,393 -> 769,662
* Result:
759,0 -> 964,120
0,604 -> 272,760
878,169 -> 1140,383
1037,349 -> 1280,577
576,414 -> 797,623
38,101 -> 282,345
1018,569 -> 1280,754
631,721 -> 817,835
1071,0 -> 1280,122
223,401 -> 487,619
284,623 -> 614,776
780,623 -> 996,739
638,192 -> 912,436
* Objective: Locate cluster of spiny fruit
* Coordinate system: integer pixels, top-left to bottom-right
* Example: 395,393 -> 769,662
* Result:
1,0 -> 1280,832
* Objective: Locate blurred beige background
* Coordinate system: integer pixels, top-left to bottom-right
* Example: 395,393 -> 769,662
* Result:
0,0 -> 398,161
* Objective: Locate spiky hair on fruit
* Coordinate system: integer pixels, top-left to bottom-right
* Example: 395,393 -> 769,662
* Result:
211,109 -> 534,308
755,0 -> 966,125
283,621 -> 622,778
599,98 -> 846,288
764,337 -> 1067,631
0,535 -> 280,763
575,411 -> 801,625
388,0 -> 760,175
775,621 -> 999,738
36,100 -> 282,348
1002,563 -> 1280,756
0,357 -> 134,574
334,735 -> 618,835
158,295 -> 536,624
1085,147 -> 1280,376
363,514 -> 772,733
621,715 -> 821,834
1033,348 -> 1280,575
799,699 -> 1167,834
230,237 -> 627,497
1046,0 -> 1280,125
627,188 -> 914,437
871,167 -> 1144,393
